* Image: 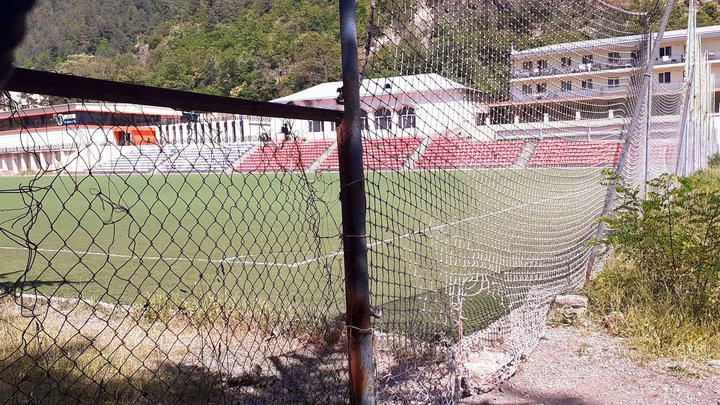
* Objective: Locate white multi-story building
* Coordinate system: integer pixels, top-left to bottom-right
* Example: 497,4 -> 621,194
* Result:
490,25 -> 720,124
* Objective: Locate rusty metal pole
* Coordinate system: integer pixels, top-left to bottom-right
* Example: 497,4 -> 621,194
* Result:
338,0 -> 375,403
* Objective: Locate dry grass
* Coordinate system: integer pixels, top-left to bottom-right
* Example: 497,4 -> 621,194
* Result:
0,294 -> 349,404
0,293 -> 475,404
585,255 -> 720,360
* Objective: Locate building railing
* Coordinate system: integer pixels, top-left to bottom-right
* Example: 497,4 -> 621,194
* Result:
511,84 -> 631,101
511,59 -> 640,79
510,54 -> 699,79
510,80 -> 687,102
654,55 -> 686,65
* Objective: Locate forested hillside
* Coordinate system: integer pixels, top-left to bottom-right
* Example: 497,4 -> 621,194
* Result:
17,0 -> 358,100
15,0 -> 720,101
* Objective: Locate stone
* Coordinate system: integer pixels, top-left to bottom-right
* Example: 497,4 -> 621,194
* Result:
554,294 -> 589,308
709,360 -> 720,369
553,295 -> 588,322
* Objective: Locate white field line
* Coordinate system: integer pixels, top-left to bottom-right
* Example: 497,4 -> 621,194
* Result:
0,246 -> 295,268
0,189 -> 590,271
288,188 -> 591,268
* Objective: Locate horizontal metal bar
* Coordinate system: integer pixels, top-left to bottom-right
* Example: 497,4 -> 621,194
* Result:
4,68 -> 344,122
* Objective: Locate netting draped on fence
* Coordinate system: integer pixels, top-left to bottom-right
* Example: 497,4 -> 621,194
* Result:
0,0 -> 718,403
359,0 -> 666,401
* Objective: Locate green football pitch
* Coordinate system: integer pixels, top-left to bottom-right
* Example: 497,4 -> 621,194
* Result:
0,168 -> 605,336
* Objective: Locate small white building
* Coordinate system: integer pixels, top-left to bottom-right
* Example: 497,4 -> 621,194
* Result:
271,73 -> 486,140
0,103 -> 185,173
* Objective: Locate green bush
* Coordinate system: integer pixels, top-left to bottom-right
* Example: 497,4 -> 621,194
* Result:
587,168 -> 720,358
707,153 -> 720,168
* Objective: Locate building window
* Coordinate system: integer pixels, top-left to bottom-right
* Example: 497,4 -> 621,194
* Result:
608,52 -> 620,65
522,84 -> 533,94
398,107 -> 416,129
476,112 -> 487,126
658,72 -> 671,83
608,77 -> 620,87
561,81 -> 572,91
561,57 -> 571,68
309,120 -> 324,133
582,55 -> 593,65
522,61 -> 533,70
360,111 -> 370,130
659,46 -> 672,57
375,107 -> 392,130
536,83 -> 547,93
537,60 -> 547,70
582,79 -> 593,90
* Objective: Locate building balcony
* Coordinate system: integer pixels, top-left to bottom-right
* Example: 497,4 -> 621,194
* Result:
512,85 -> 631,102
654,55 -> 685,65
652,81 -> 685,92
510,80 -> 687,102
511,59 -> 640,79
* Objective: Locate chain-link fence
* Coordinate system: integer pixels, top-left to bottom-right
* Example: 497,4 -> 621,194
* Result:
1,0 -> 718,403
0,98 -> 352,403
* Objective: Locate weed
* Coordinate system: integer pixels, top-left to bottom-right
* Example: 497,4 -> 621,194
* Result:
588,168 -> 720,359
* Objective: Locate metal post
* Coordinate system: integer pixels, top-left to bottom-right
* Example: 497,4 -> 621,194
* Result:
585,2 -> 675,283
683,5 -> 696,176
676,0 -> 696,176
644,37 -> 652,193
338,0 -> 375,403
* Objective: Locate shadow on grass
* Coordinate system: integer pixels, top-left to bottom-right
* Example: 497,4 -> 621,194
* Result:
0,276 -> 91,296
0,339 -> 348,405
376,283 -> 508,343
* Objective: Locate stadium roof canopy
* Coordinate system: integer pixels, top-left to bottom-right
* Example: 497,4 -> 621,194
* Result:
0,102 -> 180,120
271,73 -> 469,104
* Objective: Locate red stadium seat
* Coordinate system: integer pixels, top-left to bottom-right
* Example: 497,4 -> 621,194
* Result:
529,138 -> 622,167
317,137 -> 421,171
416,137 -> 524,169
235,140 -> 334,172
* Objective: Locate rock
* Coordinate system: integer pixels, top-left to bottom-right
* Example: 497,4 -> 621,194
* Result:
555,294 -> 589,308
709,360 -> 720,369
465,348 -> 508,393
553,295 -> 588,323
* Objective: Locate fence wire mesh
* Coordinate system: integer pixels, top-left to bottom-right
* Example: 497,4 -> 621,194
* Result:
0,0 -> 718,403
0,100 -> 350,403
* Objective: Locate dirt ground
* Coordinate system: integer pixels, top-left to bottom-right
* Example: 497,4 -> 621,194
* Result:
466,325 -> 720,405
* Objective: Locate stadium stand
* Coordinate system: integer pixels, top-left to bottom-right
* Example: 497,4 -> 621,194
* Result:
648,141 -> 680,170
93,145 -> 177,174
235,139 -> 333,172
528,138 -> 623,167
317,137 -> 422,171
416,137 -> 525,169
161,143 -> 254,173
